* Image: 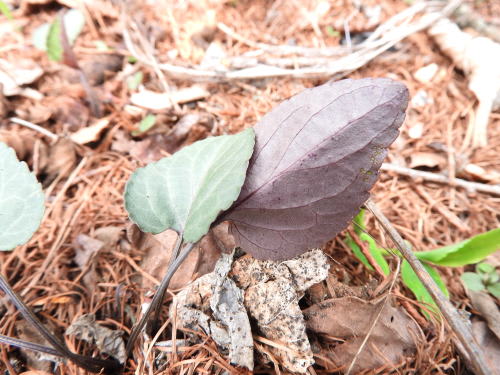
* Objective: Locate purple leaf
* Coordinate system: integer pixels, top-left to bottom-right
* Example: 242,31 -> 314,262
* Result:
221,78 -> 409,261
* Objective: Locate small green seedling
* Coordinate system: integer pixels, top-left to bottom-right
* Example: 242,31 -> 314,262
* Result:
461,262 -> 500,298
33,9 -> 101,117
0,0 -> 13,20
347,209 -> 500,317
131,113 -> 156,136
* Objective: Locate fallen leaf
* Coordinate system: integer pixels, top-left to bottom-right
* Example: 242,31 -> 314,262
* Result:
93,226 -> 123,247
70,119 -> 110,144
409,151 -> 446,169
471,320 -> 500,375
16,321 -> 59,371
304,296 -> 420,373
222,78 -> 408,260
111,130 -> 168,164
74,233 -> 105,290
172,249 -> 330,373
0,59 -> 43,96
128,226 -> 206,290
66,313 -> 126,363
165,112 -> 214,152
44,137 -> 77,182
464,163 -> 500,183
466,289 -> 500,341
130,85 -> 209,110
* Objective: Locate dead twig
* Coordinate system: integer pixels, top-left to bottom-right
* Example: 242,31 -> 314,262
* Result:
381,163 -> 500,196
365,199 -> 493,375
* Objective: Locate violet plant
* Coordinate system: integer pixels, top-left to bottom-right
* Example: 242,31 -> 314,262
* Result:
0,78 -> 410,372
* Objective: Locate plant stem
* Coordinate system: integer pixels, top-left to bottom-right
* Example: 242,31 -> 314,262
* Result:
125,241 -> 196,356
365,199 -> 493,375
0,334 -> 60,357
150,235 -> 182,334
0,274 -> 120,373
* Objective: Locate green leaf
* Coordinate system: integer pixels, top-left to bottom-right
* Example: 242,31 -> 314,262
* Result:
33,9 -> 85,52
0,0 -> 13,20
476,262 -> 495,274
0,143 -> 45,251
352,209 -> 365,235
461,272 -> 485,292
401,260 -> 449,317
345,234 -> 372,270
127,71 -> 143,91
125,129 -> 255,242
47,17 -> 63,61
360,233 -> 390,275
415,228 -> 500,267
487,282 -> 500,299
131,114 -> 156,136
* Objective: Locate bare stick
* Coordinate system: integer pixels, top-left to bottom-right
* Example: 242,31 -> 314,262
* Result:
381,163 -> 500,196
9,117 -> 58,141
365,199 -> 493,375
126,241 -> 196,356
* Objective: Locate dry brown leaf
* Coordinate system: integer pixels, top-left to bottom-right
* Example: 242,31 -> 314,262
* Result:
74,234 -> 105,290
463,163 -> 500,183
303,296 -> 420,373
472,320 -> 500,375
408,151 -> 446,169
70,119 -> 110,145
128,226 -> 204,290
94,226 -> 123,248
111,130 -> 168,164
66,314 -> 126,363
44,137 -> 77,182
165,112 -> 214,152
130,85 -> 209,110
16,321 -> 59,371
0,59 -> 43,96
0,129 -> 36,161
466,289 -> 500,341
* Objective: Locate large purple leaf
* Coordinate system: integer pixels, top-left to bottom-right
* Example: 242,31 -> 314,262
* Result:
220,78 -> 409,261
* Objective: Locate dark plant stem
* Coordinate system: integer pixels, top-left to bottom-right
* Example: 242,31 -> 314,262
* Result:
150,235 -> 183,334
0,334 -> 60,357
365,199 -> 493,375
125,241 -> 196,356
0,274 -> 120,373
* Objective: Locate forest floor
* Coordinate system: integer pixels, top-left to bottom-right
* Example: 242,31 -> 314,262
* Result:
0,0 -> 499,374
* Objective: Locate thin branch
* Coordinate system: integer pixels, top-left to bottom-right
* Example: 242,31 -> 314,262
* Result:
126,241 -> 197,356
122,1 -> 460,82
381,163 -> 500,196
9,117 -> 58,141
365,199 -> 493,375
